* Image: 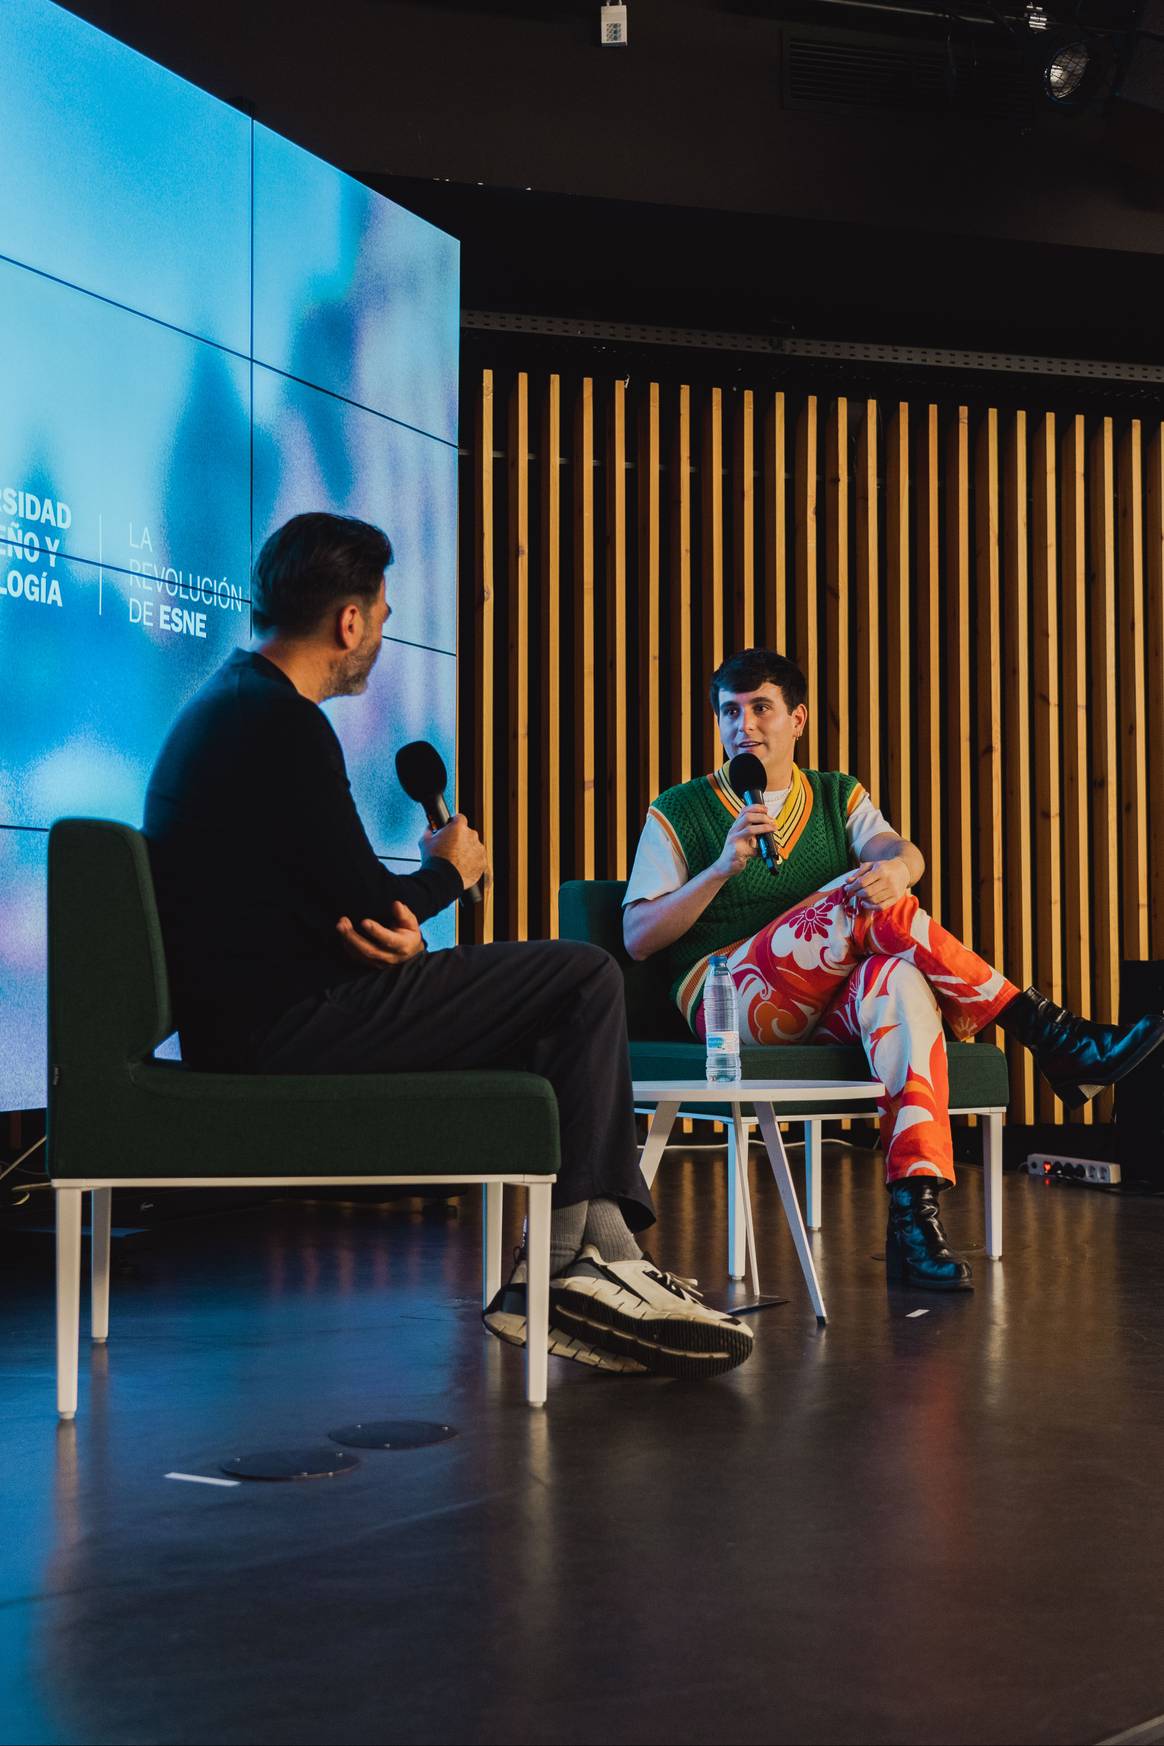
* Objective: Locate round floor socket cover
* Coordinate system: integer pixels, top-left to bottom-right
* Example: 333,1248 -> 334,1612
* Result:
220,1446 -> 361,1481
328,1420 -> 458,1451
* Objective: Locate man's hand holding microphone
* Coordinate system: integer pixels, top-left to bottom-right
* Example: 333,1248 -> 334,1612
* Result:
337,742 -> 491,972
419,812 -> 489,894
711,804 -> 778,880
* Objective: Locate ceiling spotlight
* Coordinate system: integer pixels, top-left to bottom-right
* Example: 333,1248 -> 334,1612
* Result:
1045,40 -> 1092,102
1024,4 -> 1049,30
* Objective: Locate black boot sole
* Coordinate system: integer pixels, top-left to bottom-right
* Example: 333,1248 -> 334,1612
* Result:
1046,1013 -> 1164,1109
887,1266 -> 974,1292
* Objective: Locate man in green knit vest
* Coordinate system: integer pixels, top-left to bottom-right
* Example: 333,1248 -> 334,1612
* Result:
623,647 -> 1164,1289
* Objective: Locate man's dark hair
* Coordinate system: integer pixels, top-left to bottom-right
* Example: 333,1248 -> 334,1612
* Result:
252,512 -> 394,637
709,648 -> 808,715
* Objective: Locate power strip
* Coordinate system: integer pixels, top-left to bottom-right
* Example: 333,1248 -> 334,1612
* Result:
1024,1152 -> 1121,1186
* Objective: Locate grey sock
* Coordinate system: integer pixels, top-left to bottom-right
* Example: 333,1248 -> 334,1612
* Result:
550,1201 -> 589,1276
581,1197 -> 642,1263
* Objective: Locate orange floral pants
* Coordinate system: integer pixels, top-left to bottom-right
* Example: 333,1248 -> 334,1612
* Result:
692,874 -> 1018,1183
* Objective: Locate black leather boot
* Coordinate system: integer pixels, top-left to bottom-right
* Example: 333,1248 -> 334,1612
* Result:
885,1179 -> 973,1292
998,987 -> 1164,1110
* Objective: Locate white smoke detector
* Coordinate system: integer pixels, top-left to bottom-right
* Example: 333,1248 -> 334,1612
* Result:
600,4 -> 628,47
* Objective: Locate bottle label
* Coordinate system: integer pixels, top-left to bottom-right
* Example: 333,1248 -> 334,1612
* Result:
706,1031 -> 739,1054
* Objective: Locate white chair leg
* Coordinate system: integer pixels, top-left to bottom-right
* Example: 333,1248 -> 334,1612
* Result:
755,1103 -> 828,1322
983,1113 -> 1003,1260
482,1182 -> 504,1308
732,1109 -> 761,1298
804,1119 -> 823,1230
56,1188 -> 83,1419
638,1101 -> 679,1191
726,1118 -> 746,1282
525,1181 -> 552,1407
91,1188 -> 111,1342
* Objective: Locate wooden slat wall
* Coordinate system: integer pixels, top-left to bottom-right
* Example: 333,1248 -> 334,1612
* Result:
460,367 -> 1163,1132
1059,413 -> 1093,1124
914,404 -> 942,923
1149,424 -> 1164,958
945,408 -> 975,948
1031,413 -> 1063,1124
1003,412 -> 1034,1123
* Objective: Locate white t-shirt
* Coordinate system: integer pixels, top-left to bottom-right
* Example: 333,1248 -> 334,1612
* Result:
622,779 -> 895,906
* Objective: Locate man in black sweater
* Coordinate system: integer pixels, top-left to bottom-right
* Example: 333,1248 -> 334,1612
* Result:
145,512 -> 752,1380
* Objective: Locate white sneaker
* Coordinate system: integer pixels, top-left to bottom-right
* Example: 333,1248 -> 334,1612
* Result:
548,1245 -> 754,1379
483,1254 -> 647,1374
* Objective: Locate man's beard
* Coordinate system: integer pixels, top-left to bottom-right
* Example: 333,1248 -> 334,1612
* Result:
330,633 -> 383,698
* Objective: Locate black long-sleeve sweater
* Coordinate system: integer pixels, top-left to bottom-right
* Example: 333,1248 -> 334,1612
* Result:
143,649 -> 462,1064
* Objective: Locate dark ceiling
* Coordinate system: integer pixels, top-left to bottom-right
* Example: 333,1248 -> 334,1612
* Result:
60,0 -> 1164,362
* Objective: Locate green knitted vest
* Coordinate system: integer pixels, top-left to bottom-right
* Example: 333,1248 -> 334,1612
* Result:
651,765 -> 860,1022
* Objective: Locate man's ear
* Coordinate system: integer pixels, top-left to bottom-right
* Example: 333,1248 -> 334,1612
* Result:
336,601 -> 363,650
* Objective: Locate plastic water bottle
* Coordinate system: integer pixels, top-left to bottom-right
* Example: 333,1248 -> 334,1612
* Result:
704,955 -> 742,1083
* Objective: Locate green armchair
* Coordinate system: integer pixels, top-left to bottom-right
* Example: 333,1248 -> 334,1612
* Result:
559,879 -> 1010,1266
47,820 -> 559,1415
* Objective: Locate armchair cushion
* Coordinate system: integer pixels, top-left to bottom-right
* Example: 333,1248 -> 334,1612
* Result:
559,878 -> 1010,1111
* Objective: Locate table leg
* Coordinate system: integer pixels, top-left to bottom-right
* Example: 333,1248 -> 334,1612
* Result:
731,1108 -> 761,1299
726,1118 -> 747,1282
639,1101 -> 679,1191
755,1103 -> 827,1323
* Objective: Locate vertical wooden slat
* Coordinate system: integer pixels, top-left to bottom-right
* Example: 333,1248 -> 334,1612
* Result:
945,406 -> 974,946
1031,412 -> 1063,1122
764,391 -> 788,651
885,403 -> 910,840
507,372 -> 530,940
638,382 -> 662,817
606,379 -> 629,878
734,389 -> 756,651
914,405 -> 941,921
1003,411 -> 1034,1123
1060,413 -> 1092,1122
824,397 -> 850,774
541,373 -> 562,938
1148,423 -> 1164,957
574,377 -> 597,879
795,397 -> 821,769
671,384 -> 693,786
701,386 -> 725,773
474,368 -> 496,943
855,399 -> 880,800
1090,417 -> 1120,1122
975,408 -> 1004,981
1118,420 -> 1149,964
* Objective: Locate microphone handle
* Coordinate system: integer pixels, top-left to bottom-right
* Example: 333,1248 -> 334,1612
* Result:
742,787 -> 782,876
424,793 -> 484,907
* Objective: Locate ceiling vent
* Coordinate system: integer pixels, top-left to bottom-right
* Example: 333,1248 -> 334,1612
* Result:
782,30 -> 1037,124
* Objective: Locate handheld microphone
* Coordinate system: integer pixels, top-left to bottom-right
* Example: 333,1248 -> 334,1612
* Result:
394,740 -> 484,907
727,751 -> 782,876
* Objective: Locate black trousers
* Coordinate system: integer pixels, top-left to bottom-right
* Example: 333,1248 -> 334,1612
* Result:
248,939 -> 655,1231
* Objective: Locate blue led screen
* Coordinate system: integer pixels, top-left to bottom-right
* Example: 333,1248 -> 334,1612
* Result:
0,0 -> 460,1110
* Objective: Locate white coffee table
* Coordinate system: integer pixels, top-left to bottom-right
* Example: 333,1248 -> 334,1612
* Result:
632,1078 -> 886,1323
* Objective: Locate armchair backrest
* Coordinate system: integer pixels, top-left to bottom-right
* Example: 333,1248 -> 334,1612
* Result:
47,819 -> 173,1090
557,879 -> 689,1042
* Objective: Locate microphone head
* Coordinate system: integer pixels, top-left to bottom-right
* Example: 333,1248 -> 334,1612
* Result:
395,740 -> 448,802
728,751 -> 767,798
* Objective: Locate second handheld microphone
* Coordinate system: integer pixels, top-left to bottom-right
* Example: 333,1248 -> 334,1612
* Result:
394,740 -> 485,907
727,751 -> 782,876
